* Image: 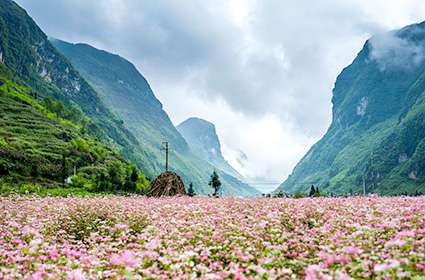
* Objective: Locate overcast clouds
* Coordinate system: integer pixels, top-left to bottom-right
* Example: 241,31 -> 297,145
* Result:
16,0 -> 425,189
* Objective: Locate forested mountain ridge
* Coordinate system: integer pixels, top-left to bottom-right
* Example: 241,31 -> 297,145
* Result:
0,0 -> 152,173
0,62 -> 150,193
277,21 -> 425,195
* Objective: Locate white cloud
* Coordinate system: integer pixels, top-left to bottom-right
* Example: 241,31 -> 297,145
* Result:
369,27 -> 425,71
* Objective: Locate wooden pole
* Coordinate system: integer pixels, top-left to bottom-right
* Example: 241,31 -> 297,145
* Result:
162,141 -> 169,171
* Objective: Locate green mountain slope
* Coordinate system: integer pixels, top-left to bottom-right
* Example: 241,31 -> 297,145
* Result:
277,21 -> 425,195
52,39 -> 259,196
177,117 -> 242,179
0,0 -> 154,175
0,63 -> 149,193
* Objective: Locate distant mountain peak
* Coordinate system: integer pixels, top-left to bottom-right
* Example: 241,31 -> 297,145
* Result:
177,117 -> 223,160
177,117 -> 243,180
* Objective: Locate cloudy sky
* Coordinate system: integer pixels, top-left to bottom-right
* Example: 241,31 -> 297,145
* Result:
16,0 -> 425,190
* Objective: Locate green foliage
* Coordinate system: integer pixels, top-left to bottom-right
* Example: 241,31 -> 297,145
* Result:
0,69 -> 149,194
209,171 -> 222,196
0,0 -> 149,182
0,183 -> 93,197
70,175 -> 93,190
125,164 -> 150,194
293,192 -> 306,199
308,185 -> 322,197
0,136 -> 7,147
187,182 -> 195,197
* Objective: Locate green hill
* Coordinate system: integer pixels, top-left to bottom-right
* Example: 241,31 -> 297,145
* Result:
0,0 -> 153,174
0,64 -> 149,194
277,22 -> 425,195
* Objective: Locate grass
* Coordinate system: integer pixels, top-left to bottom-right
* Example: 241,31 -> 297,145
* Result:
0,184 -> 93,197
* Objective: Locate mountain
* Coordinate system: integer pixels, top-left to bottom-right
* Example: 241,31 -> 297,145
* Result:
52,39 -> 259,196
0,0 -> 152,171
277,21 -> 425,195
50,39 -> 187,175
0,63 -> 149,193
0,0 -> 150,192
177,117 -> 242,179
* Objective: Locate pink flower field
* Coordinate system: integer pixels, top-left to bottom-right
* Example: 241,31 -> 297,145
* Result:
1,196 -> 425,279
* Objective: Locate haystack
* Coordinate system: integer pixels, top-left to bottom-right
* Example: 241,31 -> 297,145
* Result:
148,171 -> 186,197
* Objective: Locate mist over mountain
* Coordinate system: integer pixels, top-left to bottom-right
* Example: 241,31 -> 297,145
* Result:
277,21 -> 425,195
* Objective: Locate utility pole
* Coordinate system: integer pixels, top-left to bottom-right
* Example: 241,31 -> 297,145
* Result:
362,150 -> 374,196
370,150 -> 375,190
61,153 -> 67,187
162,141 -> 169,171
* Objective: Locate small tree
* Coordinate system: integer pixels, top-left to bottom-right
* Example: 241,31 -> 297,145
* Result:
314,187 -> 321,197
124,165 -> 138,192
209,171 -> 222,196
187,182 -> 195,197
309,185 -> 316,197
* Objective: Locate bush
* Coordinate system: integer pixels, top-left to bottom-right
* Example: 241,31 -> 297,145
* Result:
70,175 -> 93,190
293,192 -> 306,199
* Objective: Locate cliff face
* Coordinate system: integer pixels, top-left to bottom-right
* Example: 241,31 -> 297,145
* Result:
177,117 -> 242,179
277,21 -> 425,195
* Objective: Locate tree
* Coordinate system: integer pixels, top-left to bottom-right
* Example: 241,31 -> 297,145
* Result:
188,182 -> 195,196
309,185 -> 316,197
209,171 -> 222,196
187,182 -> 195,197
108,161 -> 125,192
314,187 -> 321,197
124,166 -> 138,191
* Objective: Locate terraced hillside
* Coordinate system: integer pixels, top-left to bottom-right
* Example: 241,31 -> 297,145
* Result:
0,64 -> 149,193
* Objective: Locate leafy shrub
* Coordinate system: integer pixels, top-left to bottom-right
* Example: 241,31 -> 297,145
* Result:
70,175 -> 93,191
293,192 -> 306,199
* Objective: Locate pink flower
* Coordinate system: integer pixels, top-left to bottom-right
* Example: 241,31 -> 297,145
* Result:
145,237 -> 161,250
28,270 -> 45,280
386,238 -> 406,248
305,265 -> 322,280
110,250 -> 140,268
344,246 -> 360,255
67,269 -> 86,280
49,248 -> 59,260
323,254 -> 337,266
